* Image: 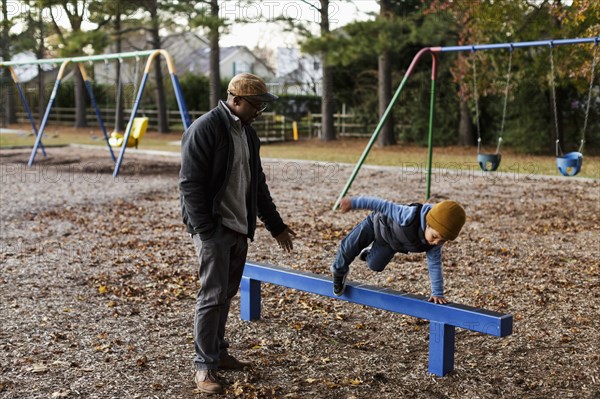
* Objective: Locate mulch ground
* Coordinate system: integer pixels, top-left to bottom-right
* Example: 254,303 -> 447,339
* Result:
1,146 -> 598,399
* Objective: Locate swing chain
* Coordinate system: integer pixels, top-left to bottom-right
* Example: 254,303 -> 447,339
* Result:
549,44 -> 562,157
132,56 -> 141,104
498,47 -> 513,154
580,42 -> 599,153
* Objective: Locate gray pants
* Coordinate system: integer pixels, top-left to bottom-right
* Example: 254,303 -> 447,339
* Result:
192,225 -> 248,370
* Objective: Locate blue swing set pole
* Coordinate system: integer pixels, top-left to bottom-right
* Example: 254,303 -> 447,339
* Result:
112,67 -> 149,177
171,73 -> 191,129
335,36 -> 599,205
78,64 -> 116,162
7,66 -> 47,157
112,49 -> 191,177
437,37 -> 598,53
28,60 -> 71,167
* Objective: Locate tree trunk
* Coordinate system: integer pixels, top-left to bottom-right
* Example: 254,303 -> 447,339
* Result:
319,0 -> 335,141
36,5 -> 46,122
114,12 -> 125,132
74,67 -> 87,128
377,51 -> 395,146
1,0 -> 15,125
209,0 -> 220,108
1,68 -> 15,126
153,58 -> 169,133
377,0 -> 394,147
458,98 -> 474,146
37,66 -> 45,121
149,0 -> 168,133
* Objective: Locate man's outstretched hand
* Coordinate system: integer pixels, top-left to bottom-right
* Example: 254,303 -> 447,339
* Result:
275,227 -> 296,253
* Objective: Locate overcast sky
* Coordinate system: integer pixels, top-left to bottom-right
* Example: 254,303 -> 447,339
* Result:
219,1 -> 380,48
5,1 -> 380,50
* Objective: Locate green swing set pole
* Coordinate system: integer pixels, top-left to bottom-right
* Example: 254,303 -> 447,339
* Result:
425,53 -> 438,200
333,48 -> 437,210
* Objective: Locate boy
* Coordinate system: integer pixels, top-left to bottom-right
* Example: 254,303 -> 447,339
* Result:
330,196 -> 466,304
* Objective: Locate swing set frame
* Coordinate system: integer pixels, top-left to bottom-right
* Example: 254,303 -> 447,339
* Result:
1,49 -> 191,177
333,36 -> 600,209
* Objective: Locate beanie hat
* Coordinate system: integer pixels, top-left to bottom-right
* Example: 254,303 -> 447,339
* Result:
425,200 -> 466,241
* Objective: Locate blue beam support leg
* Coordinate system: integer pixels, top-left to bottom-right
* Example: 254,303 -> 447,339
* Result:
428,321 -> 455,376
240,277 -> 261,321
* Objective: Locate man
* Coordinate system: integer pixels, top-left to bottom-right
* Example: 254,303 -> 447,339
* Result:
179,73 -> 296,394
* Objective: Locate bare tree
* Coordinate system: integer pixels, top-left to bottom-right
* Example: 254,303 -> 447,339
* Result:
377,0 -> 395,146
1,0 -> 16,125
185,0 -> 224,108
292,0 -> 338,141
145,0 -> 169,133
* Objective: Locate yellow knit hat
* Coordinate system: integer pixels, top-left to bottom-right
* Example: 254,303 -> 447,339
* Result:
425,200 -> 466,241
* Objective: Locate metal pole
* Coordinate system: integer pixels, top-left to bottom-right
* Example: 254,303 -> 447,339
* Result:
425,53 -> 438,201
79,64 -> 116,162
112,72 -> 149,177
171,73 -> 191,130
332,48 -> 435,210
28,60 -> 71,167
10,67 -> 47,156
0,50 -> 158,67
435,37 -> 598,53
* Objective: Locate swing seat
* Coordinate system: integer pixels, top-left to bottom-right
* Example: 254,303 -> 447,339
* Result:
478,153 -> 502,172
556,151 -> 582,177
108,117 -> 149,148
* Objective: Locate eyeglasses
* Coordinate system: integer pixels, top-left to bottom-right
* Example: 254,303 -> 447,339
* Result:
228,90 -> 269,113
240,97 -> 268,113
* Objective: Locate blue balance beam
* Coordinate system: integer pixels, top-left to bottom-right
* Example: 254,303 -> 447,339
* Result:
240,261 -> 512,377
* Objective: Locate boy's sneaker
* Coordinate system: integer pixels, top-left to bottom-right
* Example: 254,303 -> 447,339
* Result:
359,248 -> 370,262
333,271 -> 348,296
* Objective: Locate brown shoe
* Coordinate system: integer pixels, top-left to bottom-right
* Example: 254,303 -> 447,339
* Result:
194,369 -> 223,394
218,354 -> 252,370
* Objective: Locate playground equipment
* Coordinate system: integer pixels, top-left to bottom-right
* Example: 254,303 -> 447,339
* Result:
472,48 -> 513,172
550,43 -> 598,177
333,36 -> 600,209
1,49 -> 191,177
6,66 -> 48,158
240,262 -> 513,377
109,117 -> 148,148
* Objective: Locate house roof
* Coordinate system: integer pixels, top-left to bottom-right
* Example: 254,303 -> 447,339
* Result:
160,32 -> 210,74
111,30 -> 274,78
189,45 -> 275,77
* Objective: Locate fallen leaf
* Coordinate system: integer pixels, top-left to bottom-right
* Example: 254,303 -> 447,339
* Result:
30,364 -> 48,373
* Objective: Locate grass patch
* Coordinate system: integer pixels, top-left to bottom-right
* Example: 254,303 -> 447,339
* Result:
2,124 -> 598,178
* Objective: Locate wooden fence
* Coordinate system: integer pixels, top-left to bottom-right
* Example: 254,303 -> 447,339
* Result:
15,107 -> 377,141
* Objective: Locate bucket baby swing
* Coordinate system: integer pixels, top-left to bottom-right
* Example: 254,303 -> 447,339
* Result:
107,57 -> 148,149
549,41 -> 598,177
471,47 -> 513,172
